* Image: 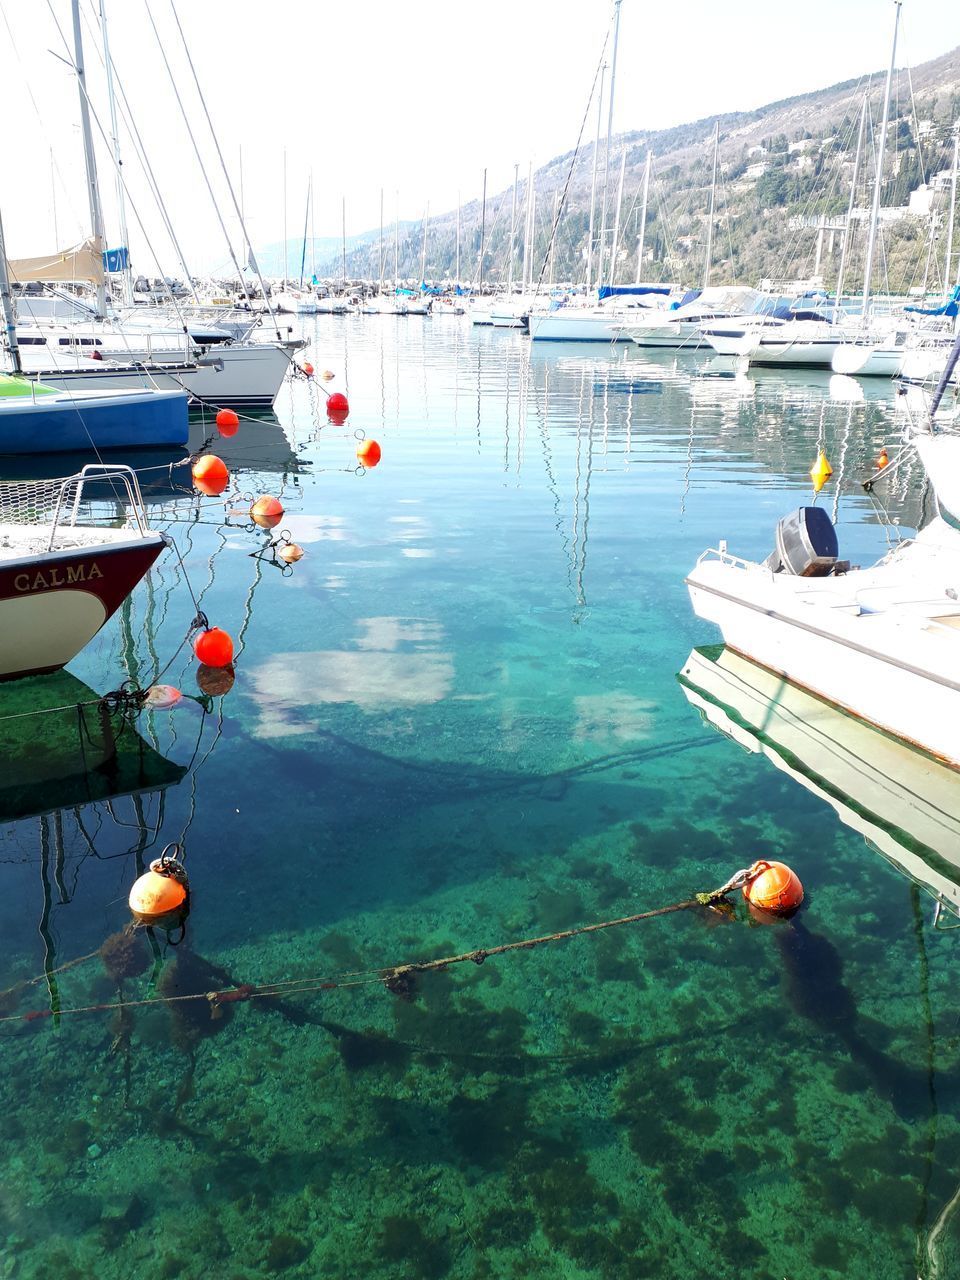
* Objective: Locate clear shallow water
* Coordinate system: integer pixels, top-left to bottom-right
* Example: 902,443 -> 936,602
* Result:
0,319 -> 956,1279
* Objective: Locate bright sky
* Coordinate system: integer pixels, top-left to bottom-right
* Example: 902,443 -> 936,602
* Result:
1,0 -> 957,275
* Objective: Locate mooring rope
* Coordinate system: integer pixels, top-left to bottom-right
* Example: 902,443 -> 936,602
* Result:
0,872 -> 750,1027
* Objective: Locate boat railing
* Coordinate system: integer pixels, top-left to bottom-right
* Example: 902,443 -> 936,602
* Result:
695,543 -> 768,573
0,464 -> 151,551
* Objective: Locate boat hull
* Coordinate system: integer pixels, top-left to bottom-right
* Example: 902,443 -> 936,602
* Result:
830,344 -> 904,377
0,389 -> 188,454
528,312 -> 630,342
0,535 -> 165,679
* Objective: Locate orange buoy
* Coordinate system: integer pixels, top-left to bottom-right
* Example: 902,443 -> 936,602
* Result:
128,859 -> 188,923
192,626 -> 234,667
196,663 -> 235,697
251,495 -> 284,528
302,362 -> 315,377
321,369 -> 335,382
216,408 -> 240,436
742,860 -> 804,916
326,392 -> 349,415
144,684 -> 183,710
278,542 -> 304,564
356,438 -> 381,467
192,454 -> 229,496
876,447 -> 889,470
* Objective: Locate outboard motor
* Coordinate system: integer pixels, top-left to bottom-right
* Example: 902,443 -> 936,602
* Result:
767,507 -> 838,576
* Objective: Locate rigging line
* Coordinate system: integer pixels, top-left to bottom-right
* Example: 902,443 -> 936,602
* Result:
166,0 -> 284,343
43,0 -> 196,357
533,25 -> 611,297
142,0 -> 258,319
79,0 -> 200,306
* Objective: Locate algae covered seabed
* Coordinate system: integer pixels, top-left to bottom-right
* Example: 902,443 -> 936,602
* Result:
0,323 -> 957,1279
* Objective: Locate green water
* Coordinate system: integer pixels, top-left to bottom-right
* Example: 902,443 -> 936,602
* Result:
0,323 -> 956,1279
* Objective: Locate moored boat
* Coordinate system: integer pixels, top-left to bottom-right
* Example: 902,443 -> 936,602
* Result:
0,375 -> 188,453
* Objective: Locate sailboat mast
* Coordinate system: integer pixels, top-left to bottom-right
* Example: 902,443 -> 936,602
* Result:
586,62 -> 606,291
456,191 -> 461,288
71,0 -> 107,318
341,197 -> 347,288
99,0 -> 133,307
635,149 -> 651,284
702,121 -> 720,291
283,148 -> 288,287
834,95 -> 867,323
549,189 -> 559,288
379,187 -> 384,291
0,208 -> 23,374
310,169 -> 316,282
420,203 -> 429,285
597,0 -> 622,286
861,0 -> 902,318
521,161 -> 533,292
508,163 -> 518,292
394,191 -> 399,291
610,149 -> 626,286
479,168 -> 487,291
299,179 -> 310,288
945,123 -> 959,293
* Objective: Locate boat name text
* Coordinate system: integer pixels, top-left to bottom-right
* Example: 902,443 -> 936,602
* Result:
13,563 -> 103,592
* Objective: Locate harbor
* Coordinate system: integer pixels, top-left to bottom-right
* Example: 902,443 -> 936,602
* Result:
2,2 -> 960,1278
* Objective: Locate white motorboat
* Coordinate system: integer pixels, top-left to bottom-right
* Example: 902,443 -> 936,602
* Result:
0,465 -> 165,680
678,644 -> 960,917
685,332 -> 960,767
528,286 -> 673,343
727,317 -> 851,369
273,289 -> 318,315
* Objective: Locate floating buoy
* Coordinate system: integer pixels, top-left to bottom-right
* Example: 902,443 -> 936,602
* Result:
192,626 -> 234,667
192,454 -> 229,496
251,495 -> 284,528
144,684 -> 183,710
196,663 -> 235,697
327,407 -> 349,427
742,860 -> 804,916
876,447 -> 889,470
278,542 -> 304,564
216,408 -> 240,437
302,362 -> 315,377
356,438 -> 381,467
326,391 -> 349,415
809,450 -> 833,494
321,369 -> 335,382
128,857 -> 189,924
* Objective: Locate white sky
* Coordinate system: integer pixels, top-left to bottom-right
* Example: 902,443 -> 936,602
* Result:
1,0 -> 957,275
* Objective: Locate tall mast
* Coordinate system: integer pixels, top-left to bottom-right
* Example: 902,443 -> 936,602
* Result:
0,208 -> 23,375
609,148 -> 626,286
597,0 -> 622,286
834,95 -> 867,323
508,163 -> 518,292
420,202 -> 429,284
945,123 -> 959,292
861,0 -> 902,318
549,189 -> 559,287
341,197 -> 347,288
586,62 -> 606,290
479,168 -> 487,291
521,161 -> 533,292
71,0 -> 107,318
379,187 -> 384,290
702,121 -> 720,291
299,179 -> 310,288
240,144 -> 247,274
51,149 -> 59,250
456,191 -> 461,288
635,149 -> 651,284
99,1 -> 133,306
310,168 -> 316,282
394,191 -> 399,291
282,148 -> 288,287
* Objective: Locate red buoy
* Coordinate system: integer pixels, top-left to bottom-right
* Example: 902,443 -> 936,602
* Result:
302,362 -> 315,377
216,408 -> 240,437
192,626 -> 234,667
356,438 -> 381,466
742,861 -> 804,915
192,454 -> 229,496
251,495 -> 284,528
327,392 -> 349,415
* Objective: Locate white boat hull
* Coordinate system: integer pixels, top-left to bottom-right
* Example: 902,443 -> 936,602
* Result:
528,311 -> 630,342
831,343 -> 905,377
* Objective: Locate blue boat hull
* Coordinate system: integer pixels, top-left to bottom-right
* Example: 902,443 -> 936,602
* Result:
0,390 -> 189,455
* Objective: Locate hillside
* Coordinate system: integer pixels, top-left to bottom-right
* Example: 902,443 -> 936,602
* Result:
297,45 -> 960,294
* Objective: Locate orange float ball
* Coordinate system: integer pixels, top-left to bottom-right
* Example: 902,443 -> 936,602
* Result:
356,438 -> 381,467
326,392 -> 349,415
877,448 -> 889,469
321,369 -> 335,382
742,861 -> 804,916
302,362 -> 315,377
192,626 -> 234,667
278,542 -> 304,564
144,684 -> 183,709
192,454 -> 229,496
251,495 -> 284,528
215,409 -> 239,440
128,862 -> 188,922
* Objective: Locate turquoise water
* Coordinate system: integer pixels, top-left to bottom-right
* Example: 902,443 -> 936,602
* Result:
0,320 -> 957,1279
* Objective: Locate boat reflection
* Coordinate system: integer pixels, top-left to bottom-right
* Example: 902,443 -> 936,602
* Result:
678,643 -> 960,918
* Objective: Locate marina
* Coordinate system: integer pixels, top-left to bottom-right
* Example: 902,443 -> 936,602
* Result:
2,1 -> 960,1277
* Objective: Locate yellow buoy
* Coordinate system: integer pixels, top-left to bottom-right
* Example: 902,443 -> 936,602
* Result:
810,451 -> 833,493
